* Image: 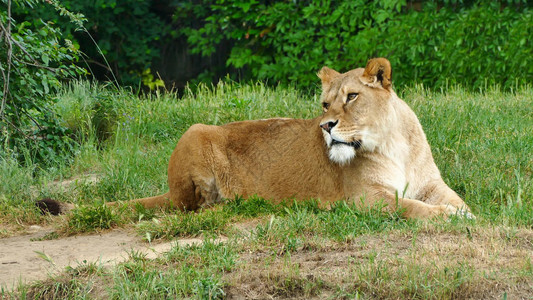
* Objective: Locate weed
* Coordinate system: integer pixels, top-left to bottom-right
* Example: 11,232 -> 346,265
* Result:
18,260 -> 105,300
249,200 -> 410,254
55,81 -> 120,145
192,276 -> 226,300
132,202 -> 157,222
25,278 -> 90,299
110,239 -> 236,299
223,195 -> 280,217
165,238 -> 237,273
65,261 -> 104,278
65,203 -> 121,234
352,259 -> 475,299
323,200 -> 408,241
137,209 -> 230,240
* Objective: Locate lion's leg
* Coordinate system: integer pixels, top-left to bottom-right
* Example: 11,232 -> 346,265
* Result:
358,191 -> 459,219
165,169 -> 203,210
417,180 -> 473,218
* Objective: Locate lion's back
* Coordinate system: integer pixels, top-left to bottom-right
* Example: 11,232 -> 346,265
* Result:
176,118 -> 344,202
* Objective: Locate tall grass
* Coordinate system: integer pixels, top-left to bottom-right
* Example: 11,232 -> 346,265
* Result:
405,85 -> 533,224
1,81 -> 532,228
1,80 -> 532,298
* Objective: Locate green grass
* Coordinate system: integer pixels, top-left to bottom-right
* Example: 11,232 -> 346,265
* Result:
65,203 -> 122,234
110,239 -> 235,299
406,85 -> 533,223
1,81 -> 532,298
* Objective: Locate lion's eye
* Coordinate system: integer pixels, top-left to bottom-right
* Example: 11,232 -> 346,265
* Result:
346,93 -> 359,103
322,102 -> 330,110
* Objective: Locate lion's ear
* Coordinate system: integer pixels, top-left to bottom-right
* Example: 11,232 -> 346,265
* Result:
359,58 -> 392,90
317,66 -> 340,88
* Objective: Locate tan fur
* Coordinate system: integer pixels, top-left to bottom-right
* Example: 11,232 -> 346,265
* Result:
109,58 -> 472,219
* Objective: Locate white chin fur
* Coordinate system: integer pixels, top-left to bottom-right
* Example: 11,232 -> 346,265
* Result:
328,144 -> 356,165
322,130 -> 333,147
322,130 -> 356,164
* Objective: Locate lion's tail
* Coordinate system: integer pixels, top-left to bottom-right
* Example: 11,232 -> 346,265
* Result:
106,193 -> 172,209
36,198 -> 76,215
36,192 -> 172,215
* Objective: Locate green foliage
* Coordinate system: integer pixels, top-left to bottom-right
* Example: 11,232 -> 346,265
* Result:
385,2 -> 533,90
6,0 -> 530,97
0,0 -> 86,166
67,203 -> 120,233
12,0 -> 170,86
180,0 -> 532,90
137,209 -> 231,240
54,81 -> 122,144
141,68 -> 165,90
223,195 -> 280,217
112,239 -> 235,299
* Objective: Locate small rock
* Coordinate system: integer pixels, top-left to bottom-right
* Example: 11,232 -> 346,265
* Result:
28,225 -> 43,232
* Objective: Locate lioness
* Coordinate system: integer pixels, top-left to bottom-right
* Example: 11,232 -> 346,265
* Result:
39,58 -> 472,219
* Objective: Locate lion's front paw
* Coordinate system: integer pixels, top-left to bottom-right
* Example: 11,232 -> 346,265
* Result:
442,205 -> 476,220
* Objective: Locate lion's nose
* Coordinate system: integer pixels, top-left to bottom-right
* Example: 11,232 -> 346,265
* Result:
320,120 -> 338,133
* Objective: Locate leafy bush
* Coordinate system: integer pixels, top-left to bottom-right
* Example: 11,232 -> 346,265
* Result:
179,0 -> 532,90
0,0 -> 86,165
11,1 -> 530,93
54,81 -> 121,144
13,0 -> 171,86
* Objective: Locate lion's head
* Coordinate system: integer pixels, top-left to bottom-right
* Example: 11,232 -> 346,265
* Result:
317,58 -> 395,164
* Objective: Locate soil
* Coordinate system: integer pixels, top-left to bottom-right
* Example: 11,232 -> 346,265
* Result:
2,220 -> 533,299
0,226 -> 201,289
226,226 -> 533,299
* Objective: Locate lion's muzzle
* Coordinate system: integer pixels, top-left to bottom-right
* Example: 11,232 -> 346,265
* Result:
331,139 -> 362,150
319,120 -> 338,133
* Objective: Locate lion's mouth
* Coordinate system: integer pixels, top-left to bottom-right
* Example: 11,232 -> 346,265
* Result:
331,139 -> 362,149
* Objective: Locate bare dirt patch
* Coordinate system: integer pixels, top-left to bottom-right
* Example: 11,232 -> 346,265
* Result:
225,227 -> 533,299
0,226 -> 202,289
2,220 -> 533,299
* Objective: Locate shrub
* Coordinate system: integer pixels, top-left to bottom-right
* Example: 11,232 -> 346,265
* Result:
67,203 -> 119,233
179,0 -> 532,90
54,81 -> 121,144
12,0 -> 171,86
12,1 -> 530,92
0,0 -> 86,166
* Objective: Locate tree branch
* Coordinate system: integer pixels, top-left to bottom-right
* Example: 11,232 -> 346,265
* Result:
8,31 -> 39,64
0,0 -> 12,120
21,109 -> 44,132
11,55 -> 59,72
1,116 -> 28,138
85,59 -> 113,72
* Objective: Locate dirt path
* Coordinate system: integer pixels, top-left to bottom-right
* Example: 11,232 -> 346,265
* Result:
0,227 -> 200,289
